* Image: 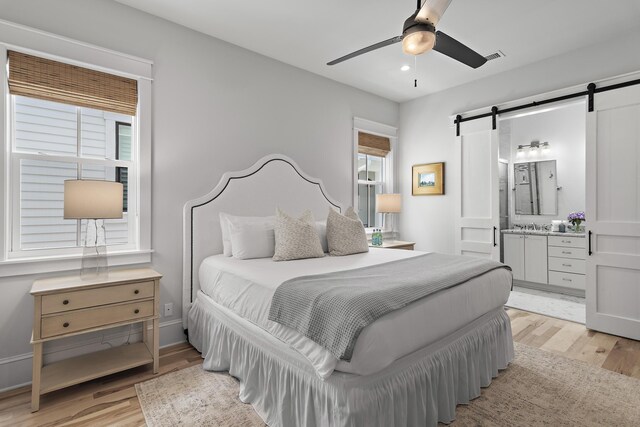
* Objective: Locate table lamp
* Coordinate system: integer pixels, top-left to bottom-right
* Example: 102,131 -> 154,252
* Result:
376,193 -> 401,238
64,180 -> 123,278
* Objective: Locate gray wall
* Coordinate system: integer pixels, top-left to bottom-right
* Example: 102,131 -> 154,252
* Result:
0,0 -> 399,390
398,28 -> 640,254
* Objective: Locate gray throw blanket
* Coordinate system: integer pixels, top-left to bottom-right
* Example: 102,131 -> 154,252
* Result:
268,253 -> 511,361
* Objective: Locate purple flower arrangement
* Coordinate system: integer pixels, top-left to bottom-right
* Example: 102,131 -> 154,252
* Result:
568,211 -> 585,231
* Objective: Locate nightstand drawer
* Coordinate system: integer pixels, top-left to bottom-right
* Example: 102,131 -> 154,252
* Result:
41,281 -> 154,314
549,257 -> 586,274
548,246 -> 586,260
41,300 -> 154,338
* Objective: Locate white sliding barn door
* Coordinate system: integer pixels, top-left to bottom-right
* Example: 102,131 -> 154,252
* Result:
455,117 -> 500,260
586,84 -> 640,340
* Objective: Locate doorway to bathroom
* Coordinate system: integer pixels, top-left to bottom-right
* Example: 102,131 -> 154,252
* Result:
498,100 -> 586,323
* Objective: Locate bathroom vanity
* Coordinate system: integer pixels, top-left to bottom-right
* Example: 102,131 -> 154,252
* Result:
502,229 -> 585,296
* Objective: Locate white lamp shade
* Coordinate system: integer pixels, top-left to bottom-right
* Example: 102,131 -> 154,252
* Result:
376,193 -> 402,213
64,180 -> 123,219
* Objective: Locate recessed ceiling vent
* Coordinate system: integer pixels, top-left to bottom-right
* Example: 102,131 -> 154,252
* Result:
484,50 -> 505,61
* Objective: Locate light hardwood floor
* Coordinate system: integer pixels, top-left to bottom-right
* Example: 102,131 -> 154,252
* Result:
2,309 -> 640,426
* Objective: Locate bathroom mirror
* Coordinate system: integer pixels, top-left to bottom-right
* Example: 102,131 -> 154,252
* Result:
514,160 -> 557,215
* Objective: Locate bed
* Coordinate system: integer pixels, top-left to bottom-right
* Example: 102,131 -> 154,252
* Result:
183,154 -> 514,426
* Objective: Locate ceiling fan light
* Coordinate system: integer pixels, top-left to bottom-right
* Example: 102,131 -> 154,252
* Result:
402,30 -> 436,56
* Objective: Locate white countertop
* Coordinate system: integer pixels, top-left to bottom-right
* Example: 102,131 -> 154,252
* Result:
501,229 -> 585,237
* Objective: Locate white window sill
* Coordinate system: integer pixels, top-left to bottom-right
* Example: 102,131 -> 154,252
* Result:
0,249 -> 153,278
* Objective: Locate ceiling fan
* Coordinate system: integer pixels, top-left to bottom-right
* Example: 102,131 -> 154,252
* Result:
327,0 -> 486,69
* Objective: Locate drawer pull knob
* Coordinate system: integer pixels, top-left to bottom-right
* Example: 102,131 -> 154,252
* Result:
562,240 -> 570,243
562,263 -> 572,267
134,309 -> 140,314
562,278 -> 572,282
134,289 -> 139,295
63,299 -> 69,305
63,322 -> 70,328
562,251 -> 571,254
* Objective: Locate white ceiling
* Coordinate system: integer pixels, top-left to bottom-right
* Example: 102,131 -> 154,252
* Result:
115,0 -> 640,102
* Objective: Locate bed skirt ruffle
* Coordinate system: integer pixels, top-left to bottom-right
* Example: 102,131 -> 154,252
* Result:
188,292 -> 514,427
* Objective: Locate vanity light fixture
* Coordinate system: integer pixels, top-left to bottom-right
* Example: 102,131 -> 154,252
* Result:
517,141 -> 550,152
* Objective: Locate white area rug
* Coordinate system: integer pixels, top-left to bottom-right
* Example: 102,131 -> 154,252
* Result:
507,286 -> 586,324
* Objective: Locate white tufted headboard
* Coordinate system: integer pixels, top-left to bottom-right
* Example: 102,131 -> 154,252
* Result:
182,154 -> 344,328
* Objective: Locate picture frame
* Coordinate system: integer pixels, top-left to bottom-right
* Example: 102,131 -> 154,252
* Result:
412,162 -> 445,195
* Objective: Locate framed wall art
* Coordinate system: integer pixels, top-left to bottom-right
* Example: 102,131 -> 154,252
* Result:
412,162 -> 444,195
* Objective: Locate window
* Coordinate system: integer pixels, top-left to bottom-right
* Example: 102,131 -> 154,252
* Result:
357,153 -> 385,227
4,50 -> 141,259
9,96 -> 136,255
355,130 -> 392,228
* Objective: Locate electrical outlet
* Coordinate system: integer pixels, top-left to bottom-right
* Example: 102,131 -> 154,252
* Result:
164,303 -> 173,317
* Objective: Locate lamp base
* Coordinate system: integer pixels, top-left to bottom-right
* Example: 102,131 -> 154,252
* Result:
384,213 -> 398,240
81,245 -> 108,278
81,219 -> 109,279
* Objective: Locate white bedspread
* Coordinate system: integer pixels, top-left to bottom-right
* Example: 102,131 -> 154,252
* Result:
199,248 -> 512,378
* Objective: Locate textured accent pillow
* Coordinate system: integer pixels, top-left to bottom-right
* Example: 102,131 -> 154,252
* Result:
273,209 -> 325,261
326,207 -> 369,256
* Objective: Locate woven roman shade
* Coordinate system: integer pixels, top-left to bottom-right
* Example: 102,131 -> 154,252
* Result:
7,51 -> 138,116
358,132 -> 391,157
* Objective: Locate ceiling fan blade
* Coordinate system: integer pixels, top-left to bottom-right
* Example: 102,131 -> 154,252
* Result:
327,36 -> 403,65
433,31 -> 487,68
415,0 -> 452,26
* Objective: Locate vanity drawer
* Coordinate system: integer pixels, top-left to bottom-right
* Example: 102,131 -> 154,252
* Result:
548,246 -> 586,260
548,257 -> 586,274
549,271 -> 585,290
548,235 -> 585,248
41,281 -> 155,315
41,300 -> 154,338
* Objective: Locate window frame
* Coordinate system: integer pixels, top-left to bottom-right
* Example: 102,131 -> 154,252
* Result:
0,35 -> 153,277
352,117 -> 398,232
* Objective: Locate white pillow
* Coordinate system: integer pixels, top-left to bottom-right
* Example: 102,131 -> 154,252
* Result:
219,213 -> 274,257
230,222 -> 275,259
316,220 -> 329,253
273,209 -> 325,261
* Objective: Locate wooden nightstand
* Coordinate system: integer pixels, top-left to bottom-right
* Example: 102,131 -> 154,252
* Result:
370,240 -> 416,250
30,268 -> 162,412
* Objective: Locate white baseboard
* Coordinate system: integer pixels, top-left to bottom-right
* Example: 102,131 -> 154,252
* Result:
0,318 -> 187,393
